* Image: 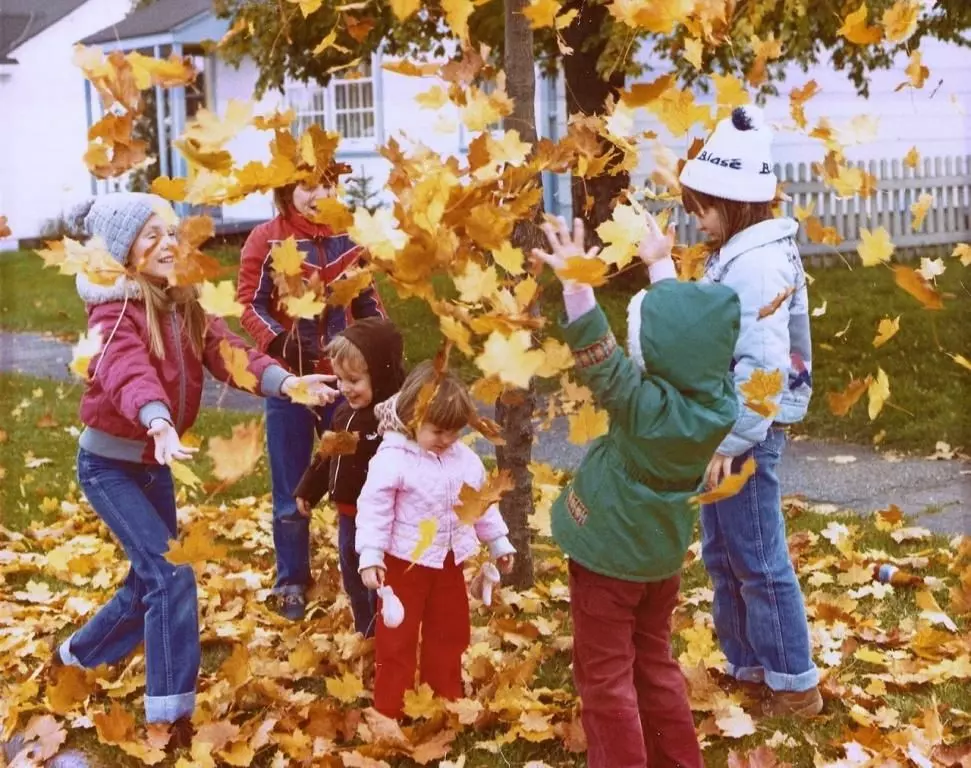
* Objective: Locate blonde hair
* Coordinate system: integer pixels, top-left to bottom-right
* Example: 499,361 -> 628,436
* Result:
326,335 -> 367,373
133,274 -> 207,359
396,361 -> 474,432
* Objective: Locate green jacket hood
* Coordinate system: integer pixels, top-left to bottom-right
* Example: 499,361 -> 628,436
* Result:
627,280 -> 741,401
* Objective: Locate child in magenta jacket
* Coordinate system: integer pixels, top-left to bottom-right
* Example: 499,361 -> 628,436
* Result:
53,193 -> 336,749
355,362 -> 515,718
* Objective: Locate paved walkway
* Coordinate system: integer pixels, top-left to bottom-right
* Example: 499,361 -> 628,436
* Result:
2,330 -> 968,534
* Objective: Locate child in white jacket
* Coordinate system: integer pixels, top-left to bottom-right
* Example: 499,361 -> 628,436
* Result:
356,361 -> 515,718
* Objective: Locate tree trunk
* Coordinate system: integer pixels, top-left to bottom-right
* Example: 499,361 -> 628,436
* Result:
498,0 -> 545,589
561,0 -> 628,244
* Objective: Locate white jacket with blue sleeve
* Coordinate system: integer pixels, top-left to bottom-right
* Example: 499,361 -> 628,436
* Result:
700,217 -> 812,457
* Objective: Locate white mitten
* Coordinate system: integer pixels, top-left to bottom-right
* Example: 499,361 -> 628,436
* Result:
376,585 -> 404,628
470,562 -> 502,607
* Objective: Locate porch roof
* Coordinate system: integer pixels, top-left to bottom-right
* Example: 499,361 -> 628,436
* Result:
0,0 -> 86,63
80,0 -> 223,50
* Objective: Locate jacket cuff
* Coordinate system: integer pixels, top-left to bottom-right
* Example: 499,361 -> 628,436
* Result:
648,257 -> 677,283
261,365 -> 292,398
718,432 -> 757,457
358,548 -> 386,571
487,536 -> 516,560
562,286 -> 597,323
138,401 -> 173,429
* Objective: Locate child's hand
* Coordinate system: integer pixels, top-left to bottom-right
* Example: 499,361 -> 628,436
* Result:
360,566 -> 385,590
531,217 -> 601,290
495,554 -> 515,574
283,374 -> 340,406
295,497 -> 311,518
638,211 -> 676,267
147,419 -> 197,466
703,452 -> 735,490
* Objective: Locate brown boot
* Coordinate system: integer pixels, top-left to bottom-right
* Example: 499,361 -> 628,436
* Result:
166,718 -> 194,752
760,686 -> 823,718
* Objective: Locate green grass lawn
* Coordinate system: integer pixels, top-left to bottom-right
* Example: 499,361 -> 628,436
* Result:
2,246 -> 968,452
1,372 -> 969,767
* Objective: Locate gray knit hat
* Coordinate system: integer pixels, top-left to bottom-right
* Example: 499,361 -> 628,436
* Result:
67,192 -> 171,265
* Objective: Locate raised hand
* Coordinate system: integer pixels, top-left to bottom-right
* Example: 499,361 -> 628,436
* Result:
531,217 -> 601,289
638,211 -> 676,267
147,419 -> 197,466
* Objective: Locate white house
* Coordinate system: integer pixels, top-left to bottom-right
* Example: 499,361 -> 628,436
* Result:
1,0 -> 969,245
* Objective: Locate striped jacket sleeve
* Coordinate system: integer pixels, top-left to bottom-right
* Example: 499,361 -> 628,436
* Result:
237,224 -> 285,351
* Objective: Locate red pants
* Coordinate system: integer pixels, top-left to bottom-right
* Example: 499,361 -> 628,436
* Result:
569,561 -> 702,768
374,553 -> 471,718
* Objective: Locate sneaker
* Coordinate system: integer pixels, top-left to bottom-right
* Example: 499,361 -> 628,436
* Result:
272,592 -> 306,621
760,686 -> 824,718
166,718 -> 194,752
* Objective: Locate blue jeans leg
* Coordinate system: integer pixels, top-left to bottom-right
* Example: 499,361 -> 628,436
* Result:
701,428 -> 818,692
338,514 -> 377,637
68,449 -> 199,722
265,397 -> 336,594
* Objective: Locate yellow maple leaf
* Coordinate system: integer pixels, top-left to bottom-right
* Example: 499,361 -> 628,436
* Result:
904,146 -> 921,169
219,340 -> 258,391
471,376 -> 505,404
514,276 -> 539,310
558,256 -> 609,287
691,457 -> 756,505
839,3 -> 883,45
47,666 -> 96,715
911,192 -> 933,231
198,281 -> 244,317
899,50 -> 929,90
286,0 -> 323,18
415,85 -> 449,109
165,522 -> 228,565
207,421 -> 263,483
523,0 -> 562,28
713,73 -> 750,108
872,316 -> 901,348
169,460 -> 203,489
411,518 -> 439,561
403,683 -> 445,719
389,0 -> 421,21
857,227 -> 895,267
492,241 -> 525,275
270,236 -> 305,276
441,0 -> 474,42
325,671 -> 364,703
487,130 -> 532,166
953,243 -> 971,266
567,401 -> 609,445
596,202 -> 648,267
882,0 -> 920,42
69,325 -> 104,381
312,197 -> 353,231
283,292 -> 326,319
440,316 -> 474,357
616,0 -> 693,33
151,176 -> 187,202
454,262 -> 499,304
536,338 -> 573,379
476,330 -> 545,389
867,367 -> 890,420
182,99 -> 252,150
684,37 -> 703,70
649,87 -> 710,136
740,369 -> 783,419
789,80 -> 820,129
453,470 -> 514,526
461,88 -> 505,132
348,207 -> 408,261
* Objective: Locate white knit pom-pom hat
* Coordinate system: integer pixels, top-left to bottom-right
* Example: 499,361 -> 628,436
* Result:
679,105 -> 777,203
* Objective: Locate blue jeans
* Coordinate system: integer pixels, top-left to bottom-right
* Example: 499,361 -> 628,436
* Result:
63,449 -> 199,722
700,428 -> 819,692
265,396 -> 337,594
338,514 -> 377,636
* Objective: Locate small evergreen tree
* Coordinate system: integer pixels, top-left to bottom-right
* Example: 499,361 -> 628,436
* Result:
344,172 -> 380,214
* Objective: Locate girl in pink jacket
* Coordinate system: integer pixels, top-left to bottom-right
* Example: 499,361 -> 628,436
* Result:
50,193 -> 336,750
357,362 -> 515,718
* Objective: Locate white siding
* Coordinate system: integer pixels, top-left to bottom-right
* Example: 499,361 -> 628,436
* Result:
0,0 -> 132,243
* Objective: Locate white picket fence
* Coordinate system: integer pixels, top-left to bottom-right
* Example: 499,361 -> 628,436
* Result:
645,154 -> 971,267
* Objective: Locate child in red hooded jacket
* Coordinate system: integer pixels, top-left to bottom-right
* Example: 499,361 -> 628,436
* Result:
53,193 -> 337,750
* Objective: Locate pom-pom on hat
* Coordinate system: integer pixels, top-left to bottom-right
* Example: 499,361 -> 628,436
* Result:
678,105 -> 777,203
66,192 -> 172,266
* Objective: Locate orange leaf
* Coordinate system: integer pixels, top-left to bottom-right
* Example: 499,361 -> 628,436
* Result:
453,470 -> 514,525
691,457 -> 756,505
893,266 -> 944,310
557,256 -> 609,287
827,377 -> 870,416
315,430 -> 360,458
839,3 -> 883,44
757,286 -> 796,320
164,522 -> 228,566
207,421 -> 263,483
219,340 -> 259,391
0,215 -> 10,238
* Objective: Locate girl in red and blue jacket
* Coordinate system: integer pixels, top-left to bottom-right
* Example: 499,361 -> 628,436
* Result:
54,193 -> 336,749
236,173 -> 386,620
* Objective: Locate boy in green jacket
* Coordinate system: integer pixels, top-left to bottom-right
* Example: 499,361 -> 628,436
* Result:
532,216 -> 741,768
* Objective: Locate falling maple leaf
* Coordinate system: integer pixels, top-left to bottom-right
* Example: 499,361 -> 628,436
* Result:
596,202 -> 649,267
557,256 -> 609,287
329,269 -> 374,307
882,0 -> 920,42
949,353 -> 971,373
867,367 -> 891,420
283,291 -> 327,319
476,330 -> 545,389
567,401 -> 609,445
199,280 -> 244,317
0,215 -> 11,238
740,369 -> 783,419
169,459 -> 203,489
349,207 -> 408,261
713,73 -> 750,109
789,80 -> 820,128
894,265 -> 944,309
904,146 -> 921,169
522,0 -> 563,29
270,236 -> 305,276
857,227 -> 895,267
911,193 -> 933,230
951,243 -> 970,266
70,325 -> 104,380
684,37 -> 703,70
691,457 -> 756,505
219,341 -> 259,391
758,286 -> 796,320
872,316 -> 901,348
454,262 -> 500,304
441,0 -> 474,42
411,518 -> 439,561
312,197 -> 353,231
453,470 -> 515,525
918,256 -> 945,281
150,176 -> 187,202
839,3 -> 883,44
389,0 -> 421,20
315,430 -> 360,458
207,421 -> 263,483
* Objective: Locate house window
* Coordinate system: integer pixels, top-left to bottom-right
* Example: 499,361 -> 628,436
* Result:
285,59 -> 379,143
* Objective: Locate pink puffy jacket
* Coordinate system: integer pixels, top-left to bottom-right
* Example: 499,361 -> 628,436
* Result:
355,432 -> 515,571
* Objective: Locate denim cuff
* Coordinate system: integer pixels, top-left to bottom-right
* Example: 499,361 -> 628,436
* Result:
724,662 -> 765,684
58,635 -> 84,668
145,691 -> 195,723
271,583 -> 306,597
763,665 -> 820,693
